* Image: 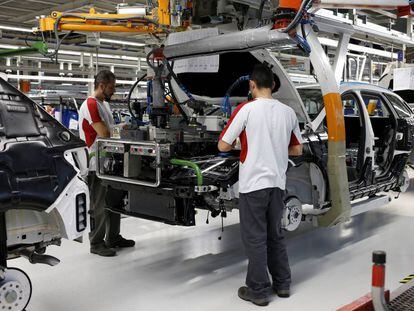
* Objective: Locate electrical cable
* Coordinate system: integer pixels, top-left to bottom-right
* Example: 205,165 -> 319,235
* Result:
41,13 -> 82,62
127,73 -> 147,121
145,50 -> 195,124
42,30 -> 74,63
167,79 -> 189,124
166,60 -> 190,123
146,48 -> 158,70
294,34 -> 311,55
163,59 -> 196,102
282,0 -> 313,34
257,0 -> 268,27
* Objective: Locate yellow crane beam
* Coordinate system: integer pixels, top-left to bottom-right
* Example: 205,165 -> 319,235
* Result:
36,1 -> 182,34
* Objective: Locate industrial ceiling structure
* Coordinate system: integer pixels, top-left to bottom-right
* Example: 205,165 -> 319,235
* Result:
0,1 -> 412,101
2,2 -> 414,311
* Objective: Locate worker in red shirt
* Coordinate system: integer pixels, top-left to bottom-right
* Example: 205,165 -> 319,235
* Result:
218,64 -> 303,306
79,70 -> 135,257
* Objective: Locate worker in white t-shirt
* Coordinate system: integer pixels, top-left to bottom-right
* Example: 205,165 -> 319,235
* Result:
218,64 -> 303,306
79,70 -> 135,257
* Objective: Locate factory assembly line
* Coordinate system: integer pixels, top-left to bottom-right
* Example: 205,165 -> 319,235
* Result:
1,0 -> 414,310
96,0 -> 413,230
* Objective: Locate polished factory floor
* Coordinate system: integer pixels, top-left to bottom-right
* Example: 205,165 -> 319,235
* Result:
12,180 -> 414,311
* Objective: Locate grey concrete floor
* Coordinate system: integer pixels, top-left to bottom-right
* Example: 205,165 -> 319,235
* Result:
9,180 -> 414,311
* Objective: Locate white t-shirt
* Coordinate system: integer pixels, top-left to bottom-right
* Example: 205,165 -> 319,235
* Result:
78,97 -> 114,171
220,98 -> 303,194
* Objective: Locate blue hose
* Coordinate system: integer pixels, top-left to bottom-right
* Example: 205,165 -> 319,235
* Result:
146,80 -> 153,114
221,75 -> 250,116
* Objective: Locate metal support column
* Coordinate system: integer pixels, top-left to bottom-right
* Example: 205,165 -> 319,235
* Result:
358,56 -> 367,81
88,54 -> 94,95
333,33 -> 351,84
407,16 -> 413,39
304,24 -> 351,227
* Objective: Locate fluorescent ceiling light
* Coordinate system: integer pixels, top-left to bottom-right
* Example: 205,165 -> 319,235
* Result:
5,74 -> 146,85
0,44 -> 24,49
99,61 -> 148,69
100,38 -> 145,47
48,50 -> 142,61
10,55 -> 147,69
0,25 -> 32,33
0,43 -> 146,63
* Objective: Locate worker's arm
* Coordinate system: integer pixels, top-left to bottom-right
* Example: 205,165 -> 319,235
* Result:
91,121 -> 111,138
288,112 -> 304,156
218,104 -> 249,152
218,140 -> 233,152
289,144 -> 303,156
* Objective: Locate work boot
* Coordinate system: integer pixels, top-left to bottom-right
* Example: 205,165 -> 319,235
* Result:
90,245 -> 117,257
238,286 -> 270,307
273,288 -> 290,298
106,237 -> 135,248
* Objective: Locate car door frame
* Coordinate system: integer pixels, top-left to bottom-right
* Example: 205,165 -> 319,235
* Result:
358,90 -> 399,179
310,89 -> 376,184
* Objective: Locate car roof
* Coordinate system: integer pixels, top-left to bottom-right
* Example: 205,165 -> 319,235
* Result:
296,82 -> 396,96
339,82 -> 395,95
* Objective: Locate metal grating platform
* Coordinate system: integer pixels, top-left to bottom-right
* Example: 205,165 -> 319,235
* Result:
389,286 -> 414,311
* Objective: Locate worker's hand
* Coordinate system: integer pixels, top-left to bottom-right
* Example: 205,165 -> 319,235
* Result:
115,122 -> 129,129
92,121 -> 110,138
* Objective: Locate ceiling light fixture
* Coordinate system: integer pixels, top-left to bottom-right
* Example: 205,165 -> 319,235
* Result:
100,38 -> 145,47
0,25 -> 32,33
5,74 -> 146,86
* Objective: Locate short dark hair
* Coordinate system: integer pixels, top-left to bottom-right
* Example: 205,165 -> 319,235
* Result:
251,64 -> 280,92
94,70 -> 116,90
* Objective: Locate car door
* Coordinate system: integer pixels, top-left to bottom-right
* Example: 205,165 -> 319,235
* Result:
382,92 -> 414,168
359,91 -> 398,179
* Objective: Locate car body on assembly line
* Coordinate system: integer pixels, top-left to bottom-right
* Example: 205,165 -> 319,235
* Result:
0,76 -> 90,310
96,49 -> 414,232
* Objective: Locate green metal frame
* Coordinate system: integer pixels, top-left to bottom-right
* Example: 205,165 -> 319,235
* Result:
0,41 -> 48,58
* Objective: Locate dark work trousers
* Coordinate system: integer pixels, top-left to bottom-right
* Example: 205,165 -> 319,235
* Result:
239,187 -> 291,298
88,173 -> 125,248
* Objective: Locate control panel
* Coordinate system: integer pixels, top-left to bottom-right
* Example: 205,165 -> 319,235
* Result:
130,145 -> 156,157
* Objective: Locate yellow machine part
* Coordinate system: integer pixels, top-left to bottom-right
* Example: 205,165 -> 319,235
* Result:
367,100 -> 377,116
157,0 -> 171,26
37,6 -> 171,33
